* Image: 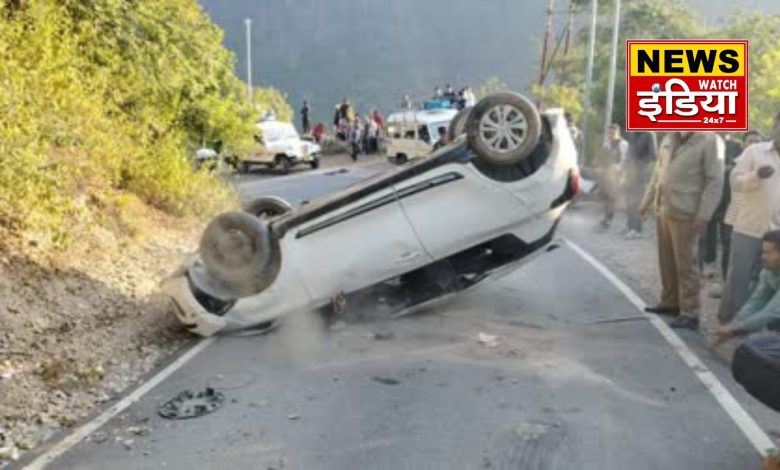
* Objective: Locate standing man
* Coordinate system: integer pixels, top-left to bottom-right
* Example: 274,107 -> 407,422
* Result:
719,114 -> 780,324
350,116 -> 363,162
623,131 -> 658,238
722,131 -> 764,276
301,101 -> 311,135
597,124 -> 629,231
640,132 -> 725,329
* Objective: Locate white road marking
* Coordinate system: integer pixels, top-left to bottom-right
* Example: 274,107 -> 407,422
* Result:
22,337 -> 217,470
566,239 -> 777,457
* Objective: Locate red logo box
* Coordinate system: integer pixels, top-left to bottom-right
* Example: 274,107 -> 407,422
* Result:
625,40 -> 748,132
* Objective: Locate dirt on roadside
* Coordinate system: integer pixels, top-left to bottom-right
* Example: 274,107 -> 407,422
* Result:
0,204 -> 203,462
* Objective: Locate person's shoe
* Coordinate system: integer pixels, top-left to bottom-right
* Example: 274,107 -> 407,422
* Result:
708,283 -> 723,299
624,230 -> 643,240
644,305 -> 680,316
669,316 -> 699,330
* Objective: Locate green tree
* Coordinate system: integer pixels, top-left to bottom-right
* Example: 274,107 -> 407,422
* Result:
0,0 -> 292,246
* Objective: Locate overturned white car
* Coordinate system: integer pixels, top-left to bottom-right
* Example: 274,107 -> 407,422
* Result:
163,92 -> 580,336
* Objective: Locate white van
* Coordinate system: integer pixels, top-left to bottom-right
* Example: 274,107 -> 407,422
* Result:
385,107 -> 459,164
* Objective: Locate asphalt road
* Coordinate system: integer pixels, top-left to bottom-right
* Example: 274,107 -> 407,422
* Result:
30,164 -> 777,469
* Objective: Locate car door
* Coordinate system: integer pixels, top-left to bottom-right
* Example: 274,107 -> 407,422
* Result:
289,186 -> 432,302
395,165 -> 528,260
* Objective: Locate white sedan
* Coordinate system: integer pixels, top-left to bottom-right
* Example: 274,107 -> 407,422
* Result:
163,92 -> 580,336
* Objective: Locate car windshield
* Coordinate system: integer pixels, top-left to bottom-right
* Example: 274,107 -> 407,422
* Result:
261,124 -> 298,142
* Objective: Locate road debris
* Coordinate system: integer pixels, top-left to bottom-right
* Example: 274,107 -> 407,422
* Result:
126,426 -> 152,437
477,332 -> 501,348
514,422 -> 558,442
158,388 -> 225,420
287,414 -> 301,421
372,376 -> 401,386
372,331 -> 395,341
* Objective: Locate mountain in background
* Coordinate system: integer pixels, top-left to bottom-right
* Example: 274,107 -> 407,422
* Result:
200,0 -> 557,125
200,0 -> 780,126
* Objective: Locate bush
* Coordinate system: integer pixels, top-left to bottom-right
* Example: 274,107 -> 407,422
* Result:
0,0 -> 288,246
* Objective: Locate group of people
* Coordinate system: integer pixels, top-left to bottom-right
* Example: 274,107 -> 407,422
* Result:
400,84 -> 477,111
596,117 -> 780,338
594,116 -> 780,413
299,99 -> 386,161
331,98 -> 385,161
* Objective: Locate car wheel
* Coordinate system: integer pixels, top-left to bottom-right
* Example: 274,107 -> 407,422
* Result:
199,212 -> 279,298
309,158 -> 320,170
448,107 -> 471,140
396,153 -> 408,165
277,156 -> 291,175
243,196 -> 293,220
466,92 -> 541,166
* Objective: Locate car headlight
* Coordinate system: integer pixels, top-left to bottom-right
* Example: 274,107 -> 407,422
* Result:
388,126 -> 397,134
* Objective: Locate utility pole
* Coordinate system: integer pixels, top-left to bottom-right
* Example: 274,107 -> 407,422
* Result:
538,0 -> 555,87
245,18 -> 253,103
603,0 -> 621,134
564,0 -> 575,57
580,0 -> 598,164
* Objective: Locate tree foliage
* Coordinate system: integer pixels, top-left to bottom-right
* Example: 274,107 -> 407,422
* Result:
0,0 -> 290,244
541,0 -> 780,162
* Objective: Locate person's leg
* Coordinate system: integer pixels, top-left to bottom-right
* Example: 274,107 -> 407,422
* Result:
656,216 -> 680,309
718,232 -> 763,323
732,332 -> 780,412
667,217 -> 701,320
720,223 -> 732,278
702,217 -> 719,266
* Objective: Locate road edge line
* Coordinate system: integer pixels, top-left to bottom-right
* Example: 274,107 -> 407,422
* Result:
22,337 -> 217,470
565,238 -> 777,457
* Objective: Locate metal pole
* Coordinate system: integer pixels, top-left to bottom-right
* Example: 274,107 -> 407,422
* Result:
564,0 -> 575,57
245,18 -> 253,103
603,0 -> 621,133
539,0 -> 555,87
580,0 -> 598,164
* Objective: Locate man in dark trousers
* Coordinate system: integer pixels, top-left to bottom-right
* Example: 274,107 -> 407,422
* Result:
640,132 -> 725,330
301,101 -> 311,135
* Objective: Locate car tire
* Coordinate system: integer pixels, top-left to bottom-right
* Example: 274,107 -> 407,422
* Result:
310,158 -> 320,170
448,107 -> 471,141
278,156 -> 291,175
199,211 -> 279,298
466,92 -> 541,166
243,196 -> 293,220
396,153 -> 408,165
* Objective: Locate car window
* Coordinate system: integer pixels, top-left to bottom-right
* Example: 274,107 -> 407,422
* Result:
261,124 -> 299,142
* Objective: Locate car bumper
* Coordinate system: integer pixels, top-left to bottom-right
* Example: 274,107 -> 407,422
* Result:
162,274 -> 227,337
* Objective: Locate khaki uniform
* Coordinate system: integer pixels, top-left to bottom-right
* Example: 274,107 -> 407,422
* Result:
641,133 -> 725,317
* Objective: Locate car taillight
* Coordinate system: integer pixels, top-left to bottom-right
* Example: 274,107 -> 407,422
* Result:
570,168 -> 581,196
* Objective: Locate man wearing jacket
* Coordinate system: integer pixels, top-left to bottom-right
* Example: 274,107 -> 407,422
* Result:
640,132 -> 725,329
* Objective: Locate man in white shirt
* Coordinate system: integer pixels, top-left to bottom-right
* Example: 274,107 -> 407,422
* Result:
719,113 -> 780,323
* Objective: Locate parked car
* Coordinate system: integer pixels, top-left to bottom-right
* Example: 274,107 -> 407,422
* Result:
163,92 -> 580,336
193,147 -> 219,171
232,119 -> 321,174
385,106 -> 460,165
